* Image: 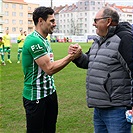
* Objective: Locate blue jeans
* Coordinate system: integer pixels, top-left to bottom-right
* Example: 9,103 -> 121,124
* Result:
94,107 -> 132,133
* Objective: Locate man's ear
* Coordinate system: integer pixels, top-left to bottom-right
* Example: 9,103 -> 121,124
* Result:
107,18 -> 112,27
109,18 -> 118,26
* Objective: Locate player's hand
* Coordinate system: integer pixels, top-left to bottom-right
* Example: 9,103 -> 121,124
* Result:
68,44 -> 82,60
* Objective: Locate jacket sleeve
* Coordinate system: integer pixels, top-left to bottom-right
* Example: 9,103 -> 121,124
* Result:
131,80 -> 133,106
118,32 -> 133,106
72,49 -> 90,69
118,34 -> 133,75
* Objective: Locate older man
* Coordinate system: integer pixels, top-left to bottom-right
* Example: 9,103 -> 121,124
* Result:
69,7 -> 133,133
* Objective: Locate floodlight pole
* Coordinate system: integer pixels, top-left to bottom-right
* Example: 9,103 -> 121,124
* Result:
51,0 -> 53,8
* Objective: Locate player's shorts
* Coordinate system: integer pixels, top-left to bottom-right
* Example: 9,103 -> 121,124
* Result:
18,47 -> 23,53
3,47 -> 11,52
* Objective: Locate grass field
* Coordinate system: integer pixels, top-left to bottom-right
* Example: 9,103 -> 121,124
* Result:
0,42 -> 94,133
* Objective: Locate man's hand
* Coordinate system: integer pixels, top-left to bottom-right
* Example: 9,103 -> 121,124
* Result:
68,44 -> 82,60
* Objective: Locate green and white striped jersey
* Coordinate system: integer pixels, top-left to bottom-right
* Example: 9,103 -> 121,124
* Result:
22,30 -> 56,100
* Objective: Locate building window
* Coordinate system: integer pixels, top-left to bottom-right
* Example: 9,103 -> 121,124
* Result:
19,20 -> 23,24
28,28 -> 32,33
85,1 -> 89,6
93,7 -> 95,10
91,1 -> 95,5
19,28 -> 23,31
5,11 -> 9,16
5,19 -> 9,24
12,20 -> 16,24
19,5 -> 23,9
5,4 -> 8,9
19,12 -> 23,17
92,29 -> 95,33
28,14 -> 32,18
12,12 -> 16,16
12,4 -> 16,9
12,27 -> 16,32
28,7 -> 31,10
98,2 -> 100,4
5,27 -> 9,30
28,20 -> 32,24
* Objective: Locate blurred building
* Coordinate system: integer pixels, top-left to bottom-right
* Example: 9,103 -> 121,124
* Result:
0,0 -> 133,37
1,0 -> 39,35
0,0 -> 4,33
54,0 -> 133,36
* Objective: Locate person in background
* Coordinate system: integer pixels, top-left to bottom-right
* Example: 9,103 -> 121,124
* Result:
17,30 -> 26,63
69,7 -> 133,133
66,37 -> 69,42
3,29 -> 12,63
22,6 -> 81,133
0,37 -> 6,65
23,31 -> 27,36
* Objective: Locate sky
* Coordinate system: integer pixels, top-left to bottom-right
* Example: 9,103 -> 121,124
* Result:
24,0 -> 133,7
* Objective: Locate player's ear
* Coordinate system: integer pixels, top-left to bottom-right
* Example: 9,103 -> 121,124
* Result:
38,17 -> 43,23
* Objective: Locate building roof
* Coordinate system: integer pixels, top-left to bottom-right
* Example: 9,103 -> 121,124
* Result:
53,2 -> 79,14
115,5 -> 133,13
3,0 -> 27,4
54,5 -> 67,14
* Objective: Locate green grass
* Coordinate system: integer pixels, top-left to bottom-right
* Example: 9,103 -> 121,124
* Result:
0,42 -> 94,133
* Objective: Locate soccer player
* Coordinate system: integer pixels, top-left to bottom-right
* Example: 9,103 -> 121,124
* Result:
3,29 -> 12,63
0,37 -> 6,65
17,30 -> 26,63
22,6 -> 81,133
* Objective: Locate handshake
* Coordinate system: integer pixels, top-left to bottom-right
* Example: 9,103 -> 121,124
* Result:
68,44 -> 82,61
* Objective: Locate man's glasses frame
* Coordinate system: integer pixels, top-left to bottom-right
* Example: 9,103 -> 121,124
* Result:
94,17 -> 110,23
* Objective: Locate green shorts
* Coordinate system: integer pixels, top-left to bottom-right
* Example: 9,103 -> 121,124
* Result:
3,47 -> 11,53
18,48 -> 23,53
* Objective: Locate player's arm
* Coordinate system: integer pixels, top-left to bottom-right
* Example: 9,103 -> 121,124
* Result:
35,54 -> 74,76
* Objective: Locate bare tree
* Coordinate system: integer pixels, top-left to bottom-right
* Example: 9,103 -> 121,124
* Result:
70,18 -> 79,35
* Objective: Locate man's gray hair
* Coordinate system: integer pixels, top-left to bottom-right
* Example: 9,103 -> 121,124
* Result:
102,7 -> 119,24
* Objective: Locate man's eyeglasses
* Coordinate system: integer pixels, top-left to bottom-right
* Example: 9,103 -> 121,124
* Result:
94,17 -> 110,23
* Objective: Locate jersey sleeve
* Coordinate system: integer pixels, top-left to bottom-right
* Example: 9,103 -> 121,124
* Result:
26,37 -> 48,60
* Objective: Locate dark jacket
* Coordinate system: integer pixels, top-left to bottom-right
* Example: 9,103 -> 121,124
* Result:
73,22 -> 133,108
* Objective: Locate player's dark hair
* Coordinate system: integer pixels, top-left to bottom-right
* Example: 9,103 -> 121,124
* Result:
0,37 -> 2,40
33,6 -> 54,25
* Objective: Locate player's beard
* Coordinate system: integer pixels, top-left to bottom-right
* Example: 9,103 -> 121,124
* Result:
49,27 -> 55,34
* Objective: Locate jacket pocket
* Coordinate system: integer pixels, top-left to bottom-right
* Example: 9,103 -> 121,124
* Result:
104,73 -> 112,102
